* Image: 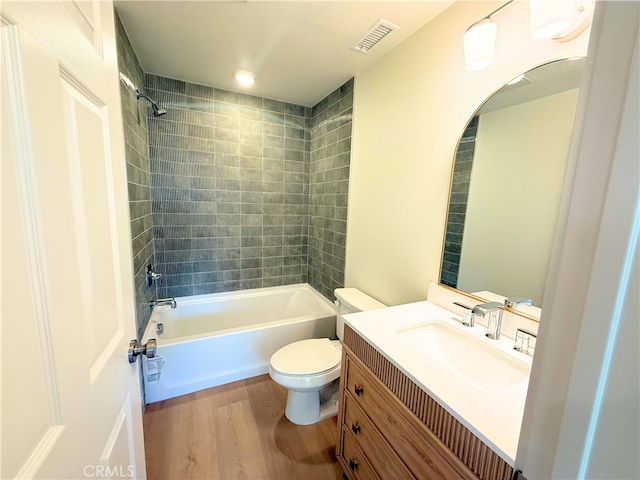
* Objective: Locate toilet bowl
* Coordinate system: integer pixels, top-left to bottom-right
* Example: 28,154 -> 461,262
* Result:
268,288 -> 386,425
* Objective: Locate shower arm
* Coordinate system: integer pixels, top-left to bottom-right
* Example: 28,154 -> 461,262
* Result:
135,89 -> 167,117
136,90 -> 153,103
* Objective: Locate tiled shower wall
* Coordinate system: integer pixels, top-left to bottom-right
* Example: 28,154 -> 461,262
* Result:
440,116 -> 478,288
308,80 -> 354,299
116,16 -> 354,302
145,75 -> 312,298
115,12 -> 155,338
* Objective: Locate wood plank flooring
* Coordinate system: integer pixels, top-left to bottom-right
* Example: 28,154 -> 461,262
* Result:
143,374 -> 343,480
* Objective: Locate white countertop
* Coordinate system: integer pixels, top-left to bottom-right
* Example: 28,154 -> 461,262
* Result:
344,300 -> 532,466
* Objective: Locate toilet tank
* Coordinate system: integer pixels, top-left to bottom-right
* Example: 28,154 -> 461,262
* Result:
334,288 -> 386,340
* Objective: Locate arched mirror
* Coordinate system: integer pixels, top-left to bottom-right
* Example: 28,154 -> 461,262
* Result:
439,57 -> 585,320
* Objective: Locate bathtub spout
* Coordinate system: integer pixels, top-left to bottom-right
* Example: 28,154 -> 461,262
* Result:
150,298 -> 177,309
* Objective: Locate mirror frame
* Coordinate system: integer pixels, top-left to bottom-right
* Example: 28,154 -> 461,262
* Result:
438,56 -> 586,323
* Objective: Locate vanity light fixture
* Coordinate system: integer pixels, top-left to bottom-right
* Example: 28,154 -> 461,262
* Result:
464,0 -> 593,72
463,0 -> 514,72
463,19 -> 498,71
232,70 -> 256,86
530,0 -> 574,40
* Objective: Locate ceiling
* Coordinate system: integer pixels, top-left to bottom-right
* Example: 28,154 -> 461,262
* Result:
114,1 -> 453,107
479,57 -> 585,115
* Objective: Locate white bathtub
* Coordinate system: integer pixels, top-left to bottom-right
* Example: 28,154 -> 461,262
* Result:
141,283 -> 337,404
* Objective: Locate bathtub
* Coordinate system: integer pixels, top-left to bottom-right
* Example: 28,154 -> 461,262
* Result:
141,283 -> 337,404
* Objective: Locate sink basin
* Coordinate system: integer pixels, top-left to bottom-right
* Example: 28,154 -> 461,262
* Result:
396,321 -> 530,393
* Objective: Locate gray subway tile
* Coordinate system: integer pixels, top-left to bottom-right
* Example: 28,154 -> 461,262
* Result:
121,64 -> 355,300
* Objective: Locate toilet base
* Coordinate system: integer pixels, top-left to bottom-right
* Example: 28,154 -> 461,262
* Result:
284,385 -> 339,425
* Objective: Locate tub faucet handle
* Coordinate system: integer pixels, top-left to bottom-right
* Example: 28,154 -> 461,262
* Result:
146,264 -> 162,288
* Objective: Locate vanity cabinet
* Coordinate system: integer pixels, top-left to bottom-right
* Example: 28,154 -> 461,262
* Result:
337,325 -> 514,480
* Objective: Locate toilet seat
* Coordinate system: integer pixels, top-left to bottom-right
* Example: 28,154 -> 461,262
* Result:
270,338 -> 341,376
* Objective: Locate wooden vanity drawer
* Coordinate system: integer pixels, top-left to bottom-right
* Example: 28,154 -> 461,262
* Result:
340,426 -> 379,480
343,392 -> 415,480
344,354 -> 472,480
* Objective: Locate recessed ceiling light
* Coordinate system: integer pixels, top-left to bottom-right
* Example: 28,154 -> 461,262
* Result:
233,70 -> 256,86
507,74 -> 525,85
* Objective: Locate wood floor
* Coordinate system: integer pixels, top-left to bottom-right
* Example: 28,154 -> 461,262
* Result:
143,375 -> 344,480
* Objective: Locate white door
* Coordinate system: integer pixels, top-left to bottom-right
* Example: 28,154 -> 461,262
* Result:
1,2 -> 146,479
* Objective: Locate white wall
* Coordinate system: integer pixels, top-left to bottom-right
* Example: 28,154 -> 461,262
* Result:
345,0 -> 590,306
458,89 -> 579,305
344,2 -> 639,477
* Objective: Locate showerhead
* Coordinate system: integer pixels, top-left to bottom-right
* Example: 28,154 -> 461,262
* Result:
136,90 -> 167,117
151,104 -> 168,117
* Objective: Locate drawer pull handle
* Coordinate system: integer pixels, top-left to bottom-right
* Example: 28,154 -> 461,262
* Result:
349,458 -> 359,472
354,385 -> 364,396
351,423 -> 361,435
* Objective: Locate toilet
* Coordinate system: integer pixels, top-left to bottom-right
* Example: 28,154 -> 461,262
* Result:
268,288 -> 386,425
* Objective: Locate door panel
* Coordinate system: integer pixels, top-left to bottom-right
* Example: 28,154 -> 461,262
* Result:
60,78 -> 124,377
99,394 -> 138,478
1,50 -> 63,479
1,1 -> 146,478
60,0 -> 103,56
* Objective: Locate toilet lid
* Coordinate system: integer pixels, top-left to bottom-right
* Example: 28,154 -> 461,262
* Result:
270,338 -> 341,376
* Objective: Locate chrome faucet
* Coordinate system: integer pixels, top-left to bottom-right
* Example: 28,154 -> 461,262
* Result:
452,302 -> 476,327
504,297 -> 533,310
514,327 -> 537,354
149,298 -> 177,309
472,302 -> 504,340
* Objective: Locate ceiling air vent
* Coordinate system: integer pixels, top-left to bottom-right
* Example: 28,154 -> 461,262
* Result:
349,18 -> 401,54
